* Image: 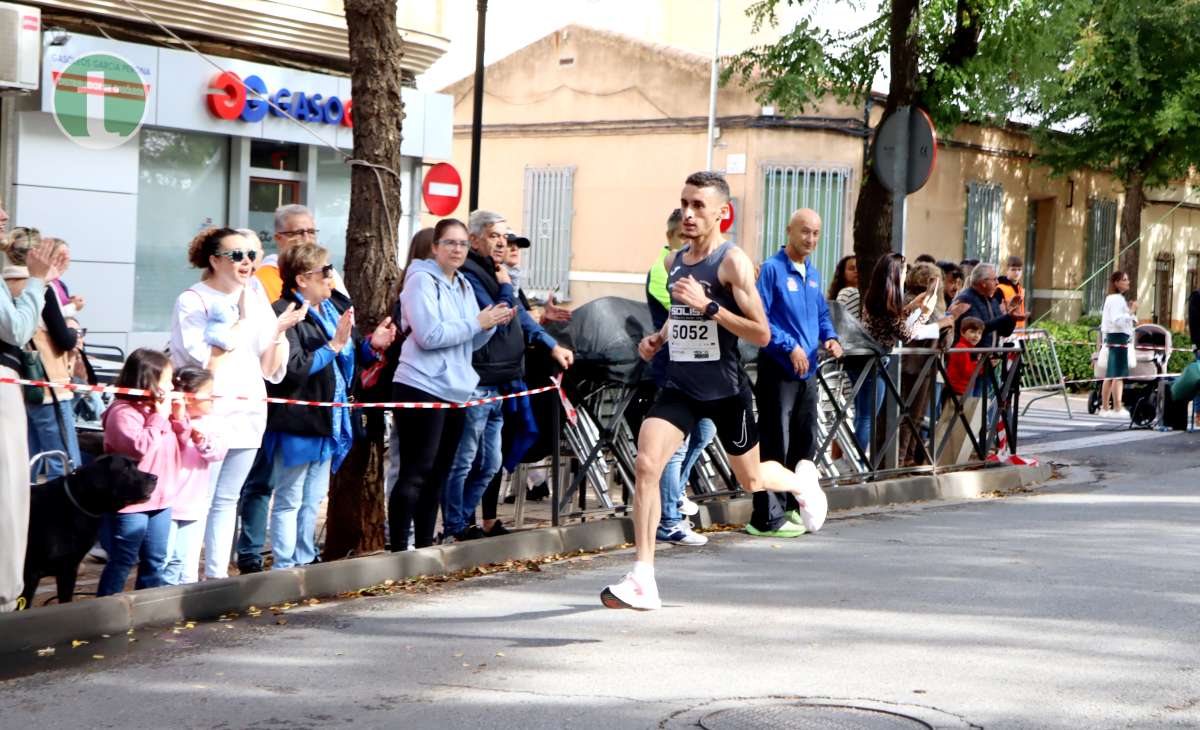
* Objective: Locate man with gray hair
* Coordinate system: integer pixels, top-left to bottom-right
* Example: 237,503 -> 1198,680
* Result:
254,204 -> 346,303
439,209 -> 573,543
951,262 -> 1017,347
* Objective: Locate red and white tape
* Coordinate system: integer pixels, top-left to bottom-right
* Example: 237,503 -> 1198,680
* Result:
0,375 -> 579,425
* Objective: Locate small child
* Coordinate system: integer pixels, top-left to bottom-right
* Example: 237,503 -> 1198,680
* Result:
947,317 -> 985,397
162,367 -> 227,585
98,348 -> 188,596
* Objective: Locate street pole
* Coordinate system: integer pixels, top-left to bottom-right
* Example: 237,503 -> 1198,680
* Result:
705,0 -> 720,170
468,0 -> 487,212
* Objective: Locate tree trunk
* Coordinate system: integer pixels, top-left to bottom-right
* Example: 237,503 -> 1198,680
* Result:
325,0 -> 404,560
1118,171 -> 1146,298
855,0 -> 921,296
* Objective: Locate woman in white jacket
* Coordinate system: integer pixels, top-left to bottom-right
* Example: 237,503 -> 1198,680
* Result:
1100,271 -> 1139,418
169,228 -> 306,579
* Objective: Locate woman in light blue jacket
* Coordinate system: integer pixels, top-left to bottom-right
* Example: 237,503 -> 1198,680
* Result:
0,229 -> 66,612
389,218 -> 512,550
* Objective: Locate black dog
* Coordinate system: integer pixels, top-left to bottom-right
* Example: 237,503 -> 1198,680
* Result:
21,454 -> 158,608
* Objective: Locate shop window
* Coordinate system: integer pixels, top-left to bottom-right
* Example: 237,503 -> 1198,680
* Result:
1083,198 -> 1118,314
133,129 -> 230,332
250,140 -> 301,172
758,163 -> 852,278
963,181 -> 1003,265
314,147 -> 351,270
522,165 -> 575,299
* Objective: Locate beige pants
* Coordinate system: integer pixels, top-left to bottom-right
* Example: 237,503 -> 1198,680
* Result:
0,366 -> 30,611
934,395 -> 982,466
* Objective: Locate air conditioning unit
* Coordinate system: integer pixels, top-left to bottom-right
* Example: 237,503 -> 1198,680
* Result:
0,3 -> 40,91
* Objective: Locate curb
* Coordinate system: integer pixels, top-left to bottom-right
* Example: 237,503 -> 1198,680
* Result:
0,463 -> 1045,655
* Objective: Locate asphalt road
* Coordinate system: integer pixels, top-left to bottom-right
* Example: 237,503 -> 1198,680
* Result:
1,432 -> 1198,729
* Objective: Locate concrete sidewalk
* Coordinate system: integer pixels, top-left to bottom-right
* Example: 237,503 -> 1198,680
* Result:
1,442 -> 1194,729
0,462 -> 1050,657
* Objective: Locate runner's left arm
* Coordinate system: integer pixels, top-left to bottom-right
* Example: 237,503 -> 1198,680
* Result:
717,248 -> 770,347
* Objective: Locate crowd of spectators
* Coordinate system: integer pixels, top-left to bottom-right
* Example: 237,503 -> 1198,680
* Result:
0,184 -> 1040,609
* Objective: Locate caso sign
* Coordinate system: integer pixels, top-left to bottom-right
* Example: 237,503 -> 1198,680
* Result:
205,71 -> 352,127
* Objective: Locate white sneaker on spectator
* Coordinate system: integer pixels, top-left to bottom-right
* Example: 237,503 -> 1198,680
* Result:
601,572 -> 661,610
677,494 -> 700,516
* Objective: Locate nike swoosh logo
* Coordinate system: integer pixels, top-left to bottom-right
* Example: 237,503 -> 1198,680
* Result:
731,410 -> 749,449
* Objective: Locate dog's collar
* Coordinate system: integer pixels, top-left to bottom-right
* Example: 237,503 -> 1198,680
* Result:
63,477 -> 101,519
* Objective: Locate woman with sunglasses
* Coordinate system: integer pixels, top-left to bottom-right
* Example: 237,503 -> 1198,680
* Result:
263,243 -> 396,567
169,227 -> 306,580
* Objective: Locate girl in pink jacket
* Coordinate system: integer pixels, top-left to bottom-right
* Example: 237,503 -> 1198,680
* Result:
162,367 -> 226,585
98,349 -> 189,596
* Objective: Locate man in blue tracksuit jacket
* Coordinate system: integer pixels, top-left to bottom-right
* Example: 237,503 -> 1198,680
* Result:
750,208 -> 842,534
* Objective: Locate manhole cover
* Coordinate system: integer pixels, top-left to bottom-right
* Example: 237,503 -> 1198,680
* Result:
699,703 -> 932,730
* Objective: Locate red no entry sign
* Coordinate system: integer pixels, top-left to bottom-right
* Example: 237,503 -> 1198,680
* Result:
720,200 -> 735,233
422,163 -> 462,216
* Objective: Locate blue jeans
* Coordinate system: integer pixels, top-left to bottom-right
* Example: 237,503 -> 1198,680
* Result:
97,508 -> 171,596
235,448 -> 276,570
163,518 -> 203,585
1193,352 -> 1200,420
442,390 -> 504,538
26,399 -> 81,480
203,448 -> 259,579
269,454 -> 332,569
849,363 -> 885,453
659,418 -> 716,529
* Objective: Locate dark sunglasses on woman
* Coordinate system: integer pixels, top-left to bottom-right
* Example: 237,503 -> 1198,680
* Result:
214,249 -> 259,263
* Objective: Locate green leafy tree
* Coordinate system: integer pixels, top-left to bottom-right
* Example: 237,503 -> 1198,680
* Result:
725,0 -> 1066,285
1026,0 -> 1200,297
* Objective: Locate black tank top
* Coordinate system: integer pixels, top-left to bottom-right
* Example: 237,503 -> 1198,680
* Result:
664,241 -> 744,400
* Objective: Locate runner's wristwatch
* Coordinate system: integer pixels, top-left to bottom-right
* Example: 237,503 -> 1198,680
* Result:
703,301 -> 720,319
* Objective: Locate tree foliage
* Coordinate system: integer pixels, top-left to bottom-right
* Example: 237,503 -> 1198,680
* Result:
1024,0 -> 1200,293
724,0 -> 1068,130
1027,0 -> 1200,187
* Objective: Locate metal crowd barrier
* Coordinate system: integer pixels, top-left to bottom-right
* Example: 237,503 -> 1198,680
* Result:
543,344 -> 1025,523
1010,328 -> 1072,418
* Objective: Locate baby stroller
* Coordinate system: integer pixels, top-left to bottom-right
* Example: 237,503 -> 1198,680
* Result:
1086,323 -> 1171,428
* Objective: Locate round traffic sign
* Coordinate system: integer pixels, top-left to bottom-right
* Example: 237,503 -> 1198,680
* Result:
874,106 -> 937,195
422,163 -> 462,216
720,200 -> 735,233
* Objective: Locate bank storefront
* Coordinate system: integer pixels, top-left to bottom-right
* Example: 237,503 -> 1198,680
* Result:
6,33 -> 451,353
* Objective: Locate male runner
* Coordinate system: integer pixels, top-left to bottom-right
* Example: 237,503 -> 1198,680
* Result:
601,171 -> 814,611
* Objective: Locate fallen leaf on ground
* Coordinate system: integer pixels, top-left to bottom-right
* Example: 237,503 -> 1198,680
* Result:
91,654 -> 104,660
36,647 -> 54,657
71,640 -> 88,648
495,652 -> 506,657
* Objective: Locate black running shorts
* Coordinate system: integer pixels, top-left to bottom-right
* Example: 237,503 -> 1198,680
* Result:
646,386 -> 759,456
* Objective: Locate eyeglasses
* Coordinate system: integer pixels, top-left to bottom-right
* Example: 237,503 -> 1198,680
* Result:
214,249 -> 259,263
69,327 -> 88,337
279,228 -> 319,239
437,239 -> 470,249
304,264 -> 335,278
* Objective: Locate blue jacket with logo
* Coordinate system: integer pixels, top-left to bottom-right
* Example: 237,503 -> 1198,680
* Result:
757,248 -> 838,381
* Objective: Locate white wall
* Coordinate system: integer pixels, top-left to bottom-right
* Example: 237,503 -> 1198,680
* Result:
10,111 -> 139,353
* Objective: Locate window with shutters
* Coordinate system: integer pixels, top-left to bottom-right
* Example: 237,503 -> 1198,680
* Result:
1186,252 -> 1199,295
758,164 -> 853,279
963,181 -> 1004,264
522,165 -> 575,299
1154,253 -> 1175,325
1084,198 -> 1118,314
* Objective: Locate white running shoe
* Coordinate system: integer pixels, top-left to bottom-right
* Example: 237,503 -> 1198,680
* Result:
600,572 -> 662,610
677,494 -> 700,516
656,520 -> 708,546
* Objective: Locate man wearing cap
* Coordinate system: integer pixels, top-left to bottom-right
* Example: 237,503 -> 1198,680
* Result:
441,210 -> 574,543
